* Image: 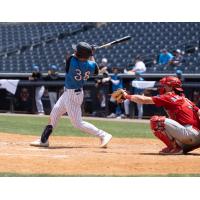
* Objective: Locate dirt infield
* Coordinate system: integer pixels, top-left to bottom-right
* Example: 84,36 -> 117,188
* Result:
0,132 -> 200,176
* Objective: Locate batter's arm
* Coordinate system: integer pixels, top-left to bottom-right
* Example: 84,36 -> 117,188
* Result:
94,63 -> 99,76
65,55 -> 73,73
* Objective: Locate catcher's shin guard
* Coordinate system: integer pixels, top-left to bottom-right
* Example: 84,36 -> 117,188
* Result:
153,130 -> 174,149
150,116 -> 165,131
41,125 -> 53,143
150,116 -> 173,149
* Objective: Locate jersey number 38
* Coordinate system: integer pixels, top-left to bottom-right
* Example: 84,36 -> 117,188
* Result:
74,69 -> 90,81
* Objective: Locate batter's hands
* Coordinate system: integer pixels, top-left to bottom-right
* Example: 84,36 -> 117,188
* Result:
91,44 -> 98,51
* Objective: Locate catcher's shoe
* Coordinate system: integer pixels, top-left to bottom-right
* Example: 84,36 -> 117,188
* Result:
100,134 -> 112,148
30,138 -> 49,147
159,146 -> 183,155
159,147 -> 173,155
169,147 -> 183,155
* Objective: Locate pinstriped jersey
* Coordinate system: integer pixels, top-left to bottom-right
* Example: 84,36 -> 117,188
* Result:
65,56 -> 97,89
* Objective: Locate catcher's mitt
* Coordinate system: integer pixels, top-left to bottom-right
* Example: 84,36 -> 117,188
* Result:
111,89 -> 126,103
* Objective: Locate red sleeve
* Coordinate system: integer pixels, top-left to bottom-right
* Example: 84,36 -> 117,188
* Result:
152,95 -> 172,107
194,105 -> 200,113
191,102 -> 200,113
185,98 -> 200,112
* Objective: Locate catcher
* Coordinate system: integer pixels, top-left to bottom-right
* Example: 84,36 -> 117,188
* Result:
112,76 -> 200,155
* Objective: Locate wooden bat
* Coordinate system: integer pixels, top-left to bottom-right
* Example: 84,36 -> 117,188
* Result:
95,35 -> 131,49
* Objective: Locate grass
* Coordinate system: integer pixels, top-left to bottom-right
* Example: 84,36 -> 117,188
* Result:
0,115 -> 199,177
0,172 -> 200,177
0,115 -> 153,138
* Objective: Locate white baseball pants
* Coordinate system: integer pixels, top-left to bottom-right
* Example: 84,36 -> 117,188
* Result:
49,89 -> 109,138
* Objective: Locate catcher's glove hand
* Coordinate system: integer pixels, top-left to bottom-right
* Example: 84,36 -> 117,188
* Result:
111,89 -> 127,103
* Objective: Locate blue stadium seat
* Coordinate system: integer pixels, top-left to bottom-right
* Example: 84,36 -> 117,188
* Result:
0,22 -> 200,73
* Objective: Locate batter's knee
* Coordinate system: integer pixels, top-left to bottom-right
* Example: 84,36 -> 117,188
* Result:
150,115 -> 166,131
71,120 -> 83,130
49,105 -> 61,119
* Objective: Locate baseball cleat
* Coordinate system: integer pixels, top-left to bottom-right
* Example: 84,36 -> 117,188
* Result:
30,138 -> 49,147
100,134 -> 112,148
169,147 -> 183,155
159,146 -> 183,155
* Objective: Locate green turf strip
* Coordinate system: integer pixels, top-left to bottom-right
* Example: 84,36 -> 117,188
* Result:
0,115 -> 153,138
0,172 -> 200,177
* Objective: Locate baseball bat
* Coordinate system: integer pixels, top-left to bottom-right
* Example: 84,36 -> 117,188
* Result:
96,35 -> 131,49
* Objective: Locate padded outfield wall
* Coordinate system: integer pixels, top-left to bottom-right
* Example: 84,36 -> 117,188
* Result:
0,73 -> 199,117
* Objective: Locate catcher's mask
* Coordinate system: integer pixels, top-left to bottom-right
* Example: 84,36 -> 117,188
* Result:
158,76 -> 183,95
72,42 -> 93,60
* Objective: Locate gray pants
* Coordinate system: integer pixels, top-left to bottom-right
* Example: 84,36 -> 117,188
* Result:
48,91 -> 57,110
35,86 -> 45,113
124,99 -> 143,119
164,118 -> 200,151
137,103 -> 143,119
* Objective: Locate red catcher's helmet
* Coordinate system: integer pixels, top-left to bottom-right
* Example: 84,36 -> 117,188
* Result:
159,76 -> 183,94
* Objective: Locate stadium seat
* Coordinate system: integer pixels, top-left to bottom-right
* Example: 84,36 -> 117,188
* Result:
0,22 -> 200,73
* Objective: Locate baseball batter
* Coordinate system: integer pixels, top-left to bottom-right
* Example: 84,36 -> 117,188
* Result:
118,76 -> 200,154
30,42 -> 112,148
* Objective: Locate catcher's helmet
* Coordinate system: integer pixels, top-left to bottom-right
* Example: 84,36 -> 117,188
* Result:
159,76 -> 183,94
72,42 -> 92,59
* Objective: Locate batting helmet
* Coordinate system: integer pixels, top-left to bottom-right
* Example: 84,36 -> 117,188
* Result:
72,42 -> 93,59
159,76 -> 183,94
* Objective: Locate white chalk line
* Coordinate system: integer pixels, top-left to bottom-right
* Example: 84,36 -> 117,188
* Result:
0,142 -> 68,159
24,148 -> 50,151
0,152 -> 67,159
0,141 -> 77,159
0,141 -> 30,146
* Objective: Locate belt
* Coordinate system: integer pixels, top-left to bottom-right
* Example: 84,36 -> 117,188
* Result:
74,88 -> 82,92
64,88 -> 82,92
192,126 -> 200,132
185,125 -> 200,132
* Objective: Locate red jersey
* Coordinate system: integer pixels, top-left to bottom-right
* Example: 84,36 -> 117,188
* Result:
152,92 -> 200,130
